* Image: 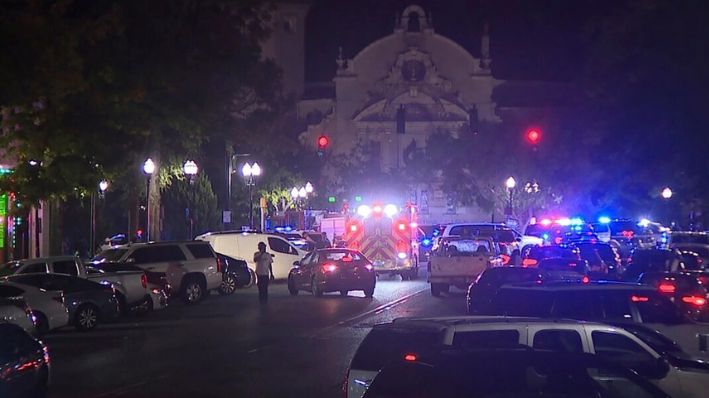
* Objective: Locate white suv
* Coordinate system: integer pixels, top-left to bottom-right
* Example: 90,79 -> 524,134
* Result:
111,241 -> 222,303
346,317 -> 709,398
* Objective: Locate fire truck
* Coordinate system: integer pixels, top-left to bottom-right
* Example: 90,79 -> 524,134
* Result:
342,203 -> 419,280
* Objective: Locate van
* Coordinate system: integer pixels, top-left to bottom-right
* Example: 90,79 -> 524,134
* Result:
195,232 -> 307,280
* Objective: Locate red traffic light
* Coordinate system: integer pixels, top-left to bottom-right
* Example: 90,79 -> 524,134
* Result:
526,128 -> 541,144
317,135 -> 329,148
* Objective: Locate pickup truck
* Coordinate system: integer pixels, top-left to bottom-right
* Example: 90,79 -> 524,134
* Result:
1,256 -> 160,313
428,236 -> 502,296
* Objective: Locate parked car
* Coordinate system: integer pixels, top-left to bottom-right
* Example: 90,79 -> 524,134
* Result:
95,241 -> 223,303
437,223 -> 542,253
668,231 -> 709,246
215,253 -> 255,295
520,244 -> 579,267
624,248 -> 685,281
288,248 -> 376,297
0,322 -> 50,398
590,222 -> 612,243
466,267 -> 546,314
573,242 -> 623,276
0,282 -> 69,334
364,316 -> 709,398
3,255 -> 151,312
536,257 -> 590,280
362,349 -> 670,398
0,298 -> 36,335
481,280 -> 709,360
196,232 -> 306,280
639,272 -> 709,321
428,236 -> 502,296
86,263 -> 167,312
4,274 -> 120,331
678,249 -> 707,270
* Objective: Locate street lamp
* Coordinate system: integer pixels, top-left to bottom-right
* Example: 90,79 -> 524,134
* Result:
183,160 -> 199,238
242,162 -> 262,229
305,182 -> 314,194
290,187 -> 299,200
91,180 -> 110,255
505,176 -> 516,216
298,187 -> 307,198
143,158 -> 155,241
661,187 -> 673,200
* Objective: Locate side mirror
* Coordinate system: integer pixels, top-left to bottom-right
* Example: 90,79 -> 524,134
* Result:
516,237 -> 522,242
293,261 -> 300,267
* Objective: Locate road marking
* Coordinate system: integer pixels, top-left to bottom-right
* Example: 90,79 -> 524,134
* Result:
336,287 -> 428,327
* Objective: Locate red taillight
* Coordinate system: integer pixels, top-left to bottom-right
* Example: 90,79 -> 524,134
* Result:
341,256 -> 353,263
658,283 -> 676,294
582,276 -> 590,284
631,295 -> 649,302
682,296 -> 707,306
522,258 -> 538,267
404,353 -> 417,361
554,237 -> 563,244
216,256 -> 222,273
141,273 -> 148,289
322,264 -> 338,273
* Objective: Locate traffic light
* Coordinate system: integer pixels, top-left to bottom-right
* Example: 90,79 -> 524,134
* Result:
317,135 -> 329,156
525,128 -> 541,145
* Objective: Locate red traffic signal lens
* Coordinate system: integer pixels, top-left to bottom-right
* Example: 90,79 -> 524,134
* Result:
317,135 -> 329,148
526,129 -> 541,144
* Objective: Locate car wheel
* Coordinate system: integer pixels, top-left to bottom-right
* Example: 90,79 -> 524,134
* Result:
135,295 -> 153,315
182,278 -> 205,304
33,311 -> 49,336
363,285 -> 374,298
311,276 -> 323,297
431,283 -> 441,297
340,290 -> 348,296
75,304 -> 99,331
288,276 -> 299,296
219,273 -> 237,296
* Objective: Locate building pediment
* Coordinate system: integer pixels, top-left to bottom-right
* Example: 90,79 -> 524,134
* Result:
353,89 -> 468,122
373,47 -> 457,98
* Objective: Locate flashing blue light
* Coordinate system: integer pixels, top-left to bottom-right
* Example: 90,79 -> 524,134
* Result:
432,230 -> 440,237
422,238 -> 432,246
638,218 -> 651,227
284,226 -> 293,232
542,233 -> 550,241
598,216 -> 611,224
570,218 -> 584,226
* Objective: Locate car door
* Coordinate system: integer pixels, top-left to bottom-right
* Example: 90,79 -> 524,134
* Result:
16,261 -> 48,275
588,329 -> 684,398
292,252 -> 313,287
303,252 -> 320,288
267,236 -> 301,280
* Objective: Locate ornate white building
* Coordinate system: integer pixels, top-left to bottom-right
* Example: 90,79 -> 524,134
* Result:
297,5 -> 502,171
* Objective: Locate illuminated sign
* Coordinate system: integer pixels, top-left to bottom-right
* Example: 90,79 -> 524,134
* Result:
0,194 -> 6,248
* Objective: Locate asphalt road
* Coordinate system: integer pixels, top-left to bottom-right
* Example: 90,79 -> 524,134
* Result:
45,271 -> 466,398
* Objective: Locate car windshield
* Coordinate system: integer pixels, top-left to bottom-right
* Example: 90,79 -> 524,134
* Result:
92,249 -> 128,263
322,250 -> 363,261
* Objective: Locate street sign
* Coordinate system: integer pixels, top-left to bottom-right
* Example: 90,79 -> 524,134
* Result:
222,211 -> 231,223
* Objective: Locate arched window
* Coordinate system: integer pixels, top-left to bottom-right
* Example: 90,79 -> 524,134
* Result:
407,12 -> 420,32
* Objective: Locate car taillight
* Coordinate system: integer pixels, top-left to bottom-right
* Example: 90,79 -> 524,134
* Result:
522,258 -> 538,267
682,296 -> 707,306
658,282 -> 676,294
141,273 -> 148,289
322,264 -> 338,273
404,353 -> 418,361
631,295 -> 649,302
216,256 -> 222,273
582,275 -> 590,284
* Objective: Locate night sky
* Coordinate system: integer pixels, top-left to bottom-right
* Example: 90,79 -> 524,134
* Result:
304,0 -> 598,82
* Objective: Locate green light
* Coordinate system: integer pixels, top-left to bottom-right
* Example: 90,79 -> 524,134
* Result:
0,194 -> 6,248
328,196 -> 336,203
354,195 -> 362,202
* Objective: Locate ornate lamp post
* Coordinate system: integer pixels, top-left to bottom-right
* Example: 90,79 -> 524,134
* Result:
183,160 -> 198,238
505,176 -> 516,216
242,162 -> 261,229
143,158 -> 156,241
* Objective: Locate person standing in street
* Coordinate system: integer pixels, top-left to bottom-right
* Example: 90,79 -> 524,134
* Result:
254,242 -> 274,304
